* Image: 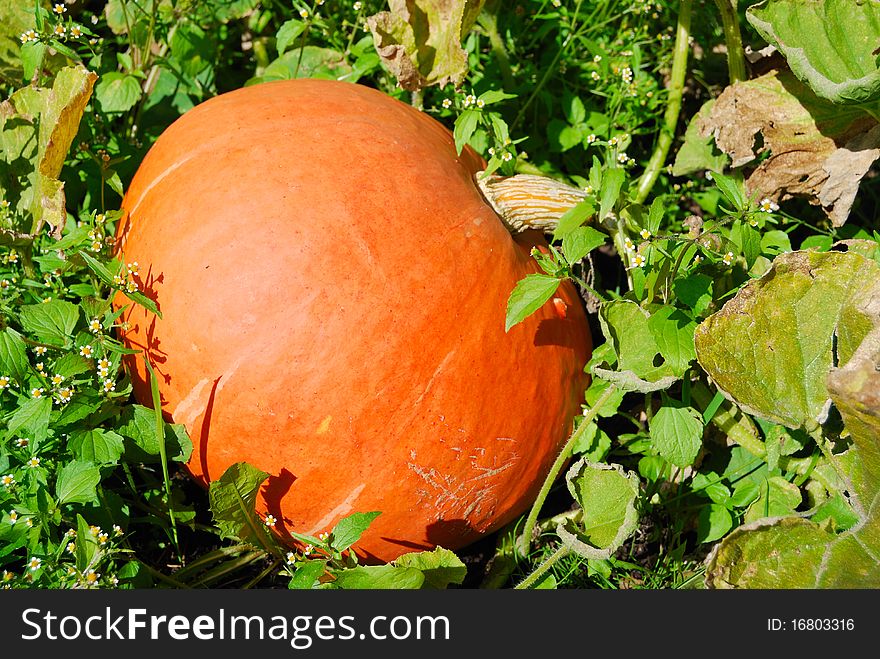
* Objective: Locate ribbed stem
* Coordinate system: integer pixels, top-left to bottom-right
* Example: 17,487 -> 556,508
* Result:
476,172 -> 590,233
713,0 -> 748,84
633,0 -> 692,204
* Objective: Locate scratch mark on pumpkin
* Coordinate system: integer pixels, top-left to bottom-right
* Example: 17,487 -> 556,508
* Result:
407,450 -> 519,522
172,378 -> 211,427
306,483 -> 366,535
127,154 -> 198,219
171,357 -> 245,428
413,350 -> 456,406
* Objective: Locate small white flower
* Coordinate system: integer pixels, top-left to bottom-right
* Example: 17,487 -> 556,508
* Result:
53,24 -> 66,37
34,346 -> 48,356
27,457 -> 40,468
353,1 -> 362,10
31,388 -> 45,399
70,25 -> 82,38
759,197 -> 779,213
591,71 -> 600,81
593,55 -> 602,63
476,98 -> 485,108
617,152 -> 628,164
632,254 -> 647,268
28,557 -> 41,571
264,514 -> 277,527
304,544 -> 315,556
621,67 -> 633,84
89,318 -> 102,333
0,376 -> 10,389
79,345 -> 93,358
102,379 -> 116,393
585,134 -> 597,144
639,228 -> 652,240
441,98 -> 452,109
90,14 -> 99,24
1,474 -> 14,488
66,542 -> 76,554
15,438 -> 28,448
299,8 -> 309,18
286,551 -> 296,564
722,251 -> 734,266
97,532 -> 109,545
53,3 -> 66,13
623,238 -> 635,252
502,151 -> 514,162
113,524 -> 123,537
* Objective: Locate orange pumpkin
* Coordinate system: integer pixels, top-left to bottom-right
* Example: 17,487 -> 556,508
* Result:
114,79 -> 591,562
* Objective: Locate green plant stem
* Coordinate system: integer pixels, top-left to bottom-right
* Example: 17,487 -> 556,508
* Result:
713,0 -> 748,83
478,1 -> 515,90
514,545 -> 569,589
634,0 -> 692,205
517,383 -> 618,557
691,380 -> 766,457
144,356 -> 180,557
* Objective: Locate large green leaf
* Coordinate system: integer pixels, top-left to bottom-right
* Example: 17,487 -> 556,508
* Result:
746,0 -> 880,105
208,462 -> 271,546
700,249 -> 880,587
366,0 -> 485,91
695,250 -> 880,431
556,458 -> 640,559
0,65 -> 97,234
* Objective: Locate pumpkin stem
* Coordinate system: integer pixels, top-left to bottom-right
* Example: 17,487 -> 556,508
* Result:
475,172 -> 590,234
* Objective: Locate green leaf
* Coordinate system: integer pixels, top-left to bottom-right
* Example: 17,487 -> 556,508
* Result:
276,19 -> 305,55
393,547 -> 467,589
55,461 -> 100,505
208,462 -> 271,544
453,109 -> 481,155
649,405 -> 704,468
75,514 -> 99,572
6,396 -> 52,441
729,480 -> 761,509
712,171 -> 747,212
730,220 -> 762,269
708,287 -> 880,586
365,0 -> 484,91
696,504 -> 734,544
330,511 -> 381,552
597,301 -> 678,386
673,273 -> 713,316
333,564 -> 426,589
672,99 -> 730,176
69,429 -> 125,465
116,404 -> 191,462
254,46 -> 353,83
0,328 -> 29,383
695,250 -> 880,430
51,353 -> 92,379
505,274 -> 561,332
552,199 -> 596,240
744,476 -> 802,523
478,89 -> 516,105
647,305 -> 697,376
561,225 -> 605,265
95,72 -> 143,113
598,167 -> 625,222
747,0 -> 880,104
287,560 -> 326,589
556,458 -> 640,559
19,299 -> 79,347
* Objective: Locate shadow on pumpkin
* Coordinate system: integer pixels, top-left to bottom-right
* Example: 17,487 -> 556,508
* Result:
533,316 -> 587,350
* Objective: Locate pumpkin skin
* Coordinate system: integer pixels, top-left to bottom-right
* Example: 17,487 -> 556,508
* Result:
114,79 -> 592,563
